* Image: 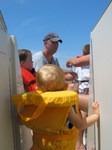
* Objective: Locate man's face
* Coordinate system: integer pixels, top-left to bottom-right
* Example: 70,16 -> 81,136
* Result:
45,40 -> 59,55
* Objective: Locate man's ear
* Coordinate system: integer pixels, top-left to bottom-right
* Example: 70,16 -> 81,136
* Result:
64,83 -> 69,90
44,41 -> 47,47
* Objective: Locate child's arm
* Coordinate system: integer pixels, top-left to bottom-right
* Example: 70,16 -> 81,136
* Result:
68,101 -> 99,130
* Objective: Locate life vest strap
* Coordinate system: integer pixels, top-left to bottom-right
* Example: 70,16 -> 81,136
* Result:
17,99 -> 49,121
33,129 -> 79,141
24,79 -> 36,87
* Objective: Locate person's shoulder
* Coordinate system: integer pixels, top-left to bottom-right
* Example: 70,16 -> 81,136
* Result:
33,51 -> 42,59
21,67 -> 31,75
53,55 -> 58,60
33,51 -> 42,56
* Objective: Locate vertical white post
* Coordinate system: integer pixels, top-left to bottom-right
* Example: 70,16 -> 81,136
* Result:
0,11 -> 32,150
0,14 -> 14,150
9,36 -> 33,150
87,1 -> 112,150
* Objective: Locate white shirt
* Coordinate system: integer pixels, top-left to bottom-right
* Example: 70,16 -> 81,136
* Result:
75,66 -> 90,94
32,51 -> 60,71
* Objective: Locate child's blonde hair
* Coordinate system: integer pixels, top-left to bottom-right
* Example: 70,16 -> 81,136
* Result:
36,64 -> 65,92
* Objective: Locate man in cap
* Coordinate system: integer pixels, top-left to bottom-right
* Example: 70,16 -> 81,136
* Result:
33,32 -> 77,81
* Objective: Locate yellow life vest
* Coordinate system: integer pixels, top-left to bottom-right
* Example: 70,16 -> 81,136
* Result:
12,90 -> 79,150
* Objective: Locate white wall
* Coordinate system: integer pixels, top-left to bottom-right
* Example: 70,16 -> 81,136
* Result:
0,16 -> 32,149
0,26 -> 15,150
8,36 -> 32,150
87,1 -> 112,150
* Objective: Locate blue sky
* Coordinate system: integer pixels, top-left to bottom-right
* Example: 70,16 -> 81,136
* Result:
0,0 -> 110,69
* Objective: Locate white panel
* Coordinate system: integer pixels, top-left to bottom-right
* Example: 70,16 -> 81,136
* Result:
0,29 -> 8,54
8,36 -> 24,94
8,36 -> 32,150
0,53 -> 14,150
0,33 -> 32,149
87,2 -> 112,150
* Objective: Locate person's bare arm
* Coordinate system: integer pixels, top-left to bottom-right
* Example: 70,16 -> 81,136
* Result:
63,69 -> 78,81
78,94 -> 89,112
66,54 -> 90,68
68,101 -> 99,130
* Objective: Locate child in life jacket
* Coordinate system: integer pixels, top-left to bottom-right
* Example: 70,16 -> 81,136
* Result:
12,64 -> 100,150
18,49 -> 37,91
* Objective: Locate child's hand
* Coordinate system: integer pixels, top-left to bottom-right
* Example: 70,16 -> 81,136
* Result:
92,101 -> 100,117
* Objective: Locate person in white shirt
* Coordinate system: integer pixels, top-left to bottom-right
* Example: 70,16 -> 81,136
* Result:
74,44 -> 90,150
74,44 -> 90,94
